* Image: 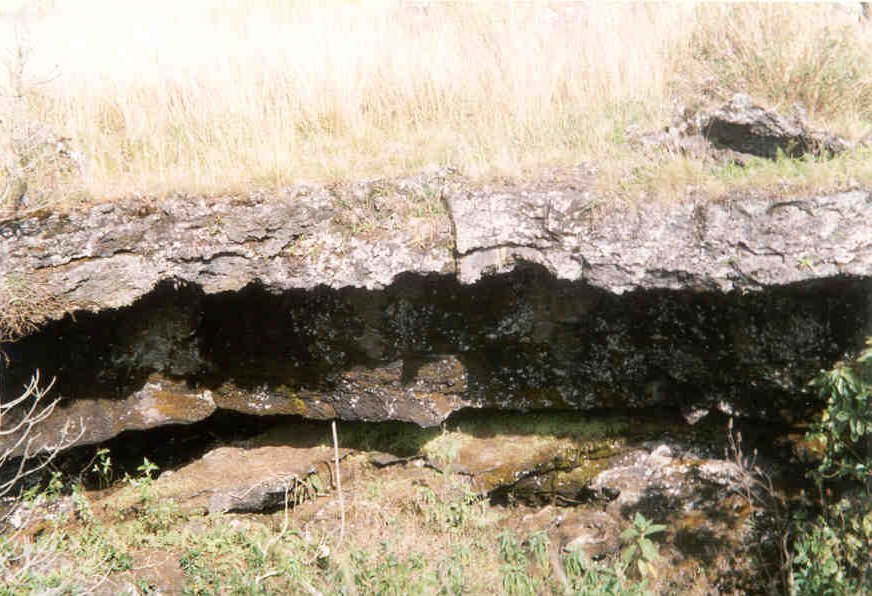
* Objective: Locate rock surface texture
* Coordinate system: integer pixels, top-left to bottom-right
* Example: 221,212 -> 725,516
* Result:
1,176 -> 869,312
0,177 -> 454,327
448,186 -> 871,288
698,94 -> 849,159
633,94 -> 850,164
1,174 -> 871,448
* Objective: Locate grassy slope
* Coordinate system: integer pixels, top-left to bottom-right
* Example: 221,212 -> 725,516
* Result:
0,2 -> 871,210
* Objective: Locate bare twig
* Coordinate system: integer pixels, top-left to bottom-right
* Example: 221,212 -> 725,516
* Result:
725,417 -> 793,594
332,419 -> 345,549
1,371 -> 84,501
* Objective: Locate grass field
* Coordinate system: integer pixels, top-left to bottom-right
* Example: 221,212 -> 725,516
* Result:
1,1 -> 871,208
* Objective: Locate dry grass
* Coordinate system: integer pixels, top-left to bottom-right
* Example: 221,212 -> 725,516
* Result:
0,272 -> 68,342
1,2 -> 871,207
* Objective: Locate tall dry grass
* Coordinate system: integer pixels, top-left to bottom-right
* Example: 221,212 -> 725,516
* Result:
684,4 -> 872,135
0,1 -> 870,205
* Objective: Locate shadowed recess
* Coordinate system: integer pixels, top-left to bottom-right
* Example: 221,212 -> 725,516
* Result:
0,265 -> 869,452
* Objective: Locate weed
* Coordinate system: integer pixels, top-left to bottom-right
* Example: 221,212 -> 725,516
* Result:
422,428 -> 463,467
90,448 -> 114,488
346,546 -> 432,595
71,483 -> 93,524
498,531 -> 539,596
526,530 -> 551,571
619,513 -> 666,580
414,482 -> 486,532
791,499 -> 872,596
437,545 -> 470,595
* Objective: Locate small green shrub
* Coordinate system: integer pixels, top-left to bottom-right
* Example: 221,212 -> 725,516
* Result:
809,338 -> 872,484
790,338 -> 872,594
792,499 -> 872,596
90,448 -> 114,488
620,512 -> 666,580
414,483 -> 486,532
562,549 -> 646,596
437,545 -> 470,595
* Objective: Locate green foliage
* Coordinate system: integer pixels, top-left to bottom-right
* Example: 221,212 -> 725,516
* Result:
179,547 -> 220,595
792,499 -> 872,596
345,546 -> 432,595
498,531 -> 539,596
137,457 -> 159,480
91,448 -> 114,488
562,548 -> 647,596
619,512 -> 666,579
71,482 -> 94,524
809,338 -> 872,483
558,513 -> 664,596
525,530 -> 550,571
125,457 -> 160,504
179,519 -> 321,595
437,545 -> 470,595
790,338 -> 872,594
74,525 -> 134,573
414,483 -> 486,532
44,470 -> 64,501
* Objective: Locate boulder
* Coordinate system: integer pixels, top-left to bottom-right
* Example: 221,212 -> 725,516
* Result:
699,94 -> 848,159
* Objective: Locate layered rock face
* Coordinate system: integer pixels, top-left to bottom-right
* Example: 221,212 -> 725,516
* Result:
1,176 -> 870,449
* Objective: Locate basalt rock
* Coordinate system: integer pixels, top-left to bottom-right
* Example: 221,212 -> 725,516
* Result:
0,175 -> 870,450
633,94 -> 850,163
1,175 -> 869,318
154,433 -> 347,514
0,175 -> 454,336
699,94 -> 849,159
448,185 -> 871,288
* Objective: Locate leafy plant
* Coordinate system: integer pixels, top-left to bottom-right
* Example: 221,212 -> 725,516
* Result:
44,470 -> 64,502
809,338 -> 872,484
71,483 -> 94,524
790,337 -> 872,594
90,448 -> 114,488
498,531 -> 539,596
437,545 -> 470,595
620,513 -> 666,579
126,457 -> 159,494
137,457 -> 159,480
792,499 -> 872,596
346,546 -> 431,595
414,483 -> 485,532
563,546 -> 652,596
525,530 -> 550,571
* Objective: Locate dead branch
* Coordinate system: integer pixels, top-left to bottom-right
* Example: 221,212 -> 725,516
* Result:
0,371 -> 84,501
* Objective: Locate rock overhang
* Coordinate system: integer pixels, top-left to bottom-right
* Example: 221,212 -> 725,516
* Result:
1,179 -> 869,327
1,176 -> 871,450
1,268 -> 870,453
